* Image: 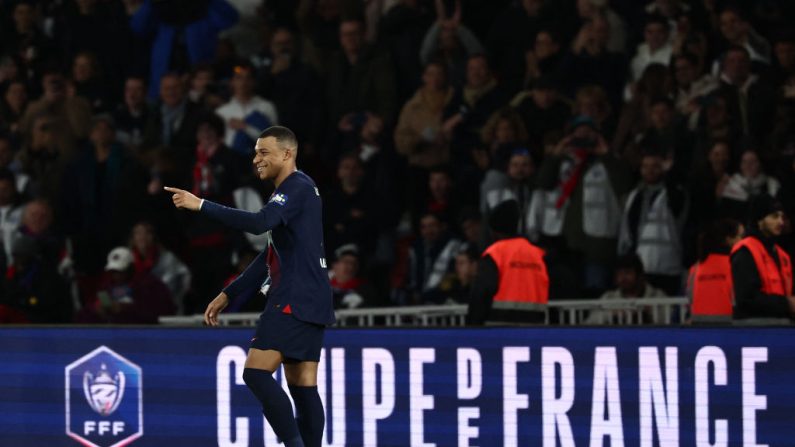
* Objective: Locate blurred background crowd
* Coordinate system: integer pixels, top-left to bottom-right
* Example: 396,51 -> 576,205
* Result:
1,0 -> 794,324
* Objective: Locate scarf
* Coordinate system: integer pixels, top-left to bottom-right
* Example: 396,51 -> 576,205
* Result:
555,149 -> 589,209
133,247 -> 159,275
192,144 -> 219,196
463,78 -> 497,108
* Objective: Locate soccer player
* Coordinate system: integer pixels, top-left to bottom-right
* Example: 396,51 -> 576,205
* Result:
165,126 -> 334,447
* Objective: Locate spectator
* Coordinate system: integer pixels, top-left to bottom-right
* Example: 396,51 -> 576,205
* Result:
17,113 -> 67,202
255,27 -> 323,147
623,96 -> 694,182
1,80 -> 28,138
71,52 -> 110,113
377,0 -> 434,102
477,108 -> 530,172
406,212 -> 463,304
687,218 -> 743,323
145,73 -> 203,153
689,139 -> 731,225
58,0 -> 139,92
442,54 -> 508,170
486,0 -> 546,94
511,76 -> 570,154
716,45 -> 776,145
445,245 -> 478,304
418,166 -> 462,226
129,221 -> 191,315
114,76 -> 152,151
421,1 -> 485,88
326,17 -> 397,129
216,62 -> 278,155
671,52 -> 718,130
329,244 -> 380,309
187,64 -> 222,109
59,114 -> 148,274
618,152 -> 689,295
630,15 -> 674,82
2,235 -> 72,323
718,150 -> 780,220
522,28 -> 563,87
480,148 -> 535,233
20,71 -> 92,157
0,169 -> 24,266
613,63 -> 673,153
559,13 -> 627,105
468,200 -> 548,325
771,32 -> 795,86
717,7 -> 771,66
584,253 -> 667,325
15,198 -> 64,271
77,246 -> 175,324
0,135 -> 28,195
129,0 -> 239,98
324,152 -> 377,256
533,116 -> 632,295
731,194 -> 794,320
395,61 -> 454,170
1,1 -> 55,82
692,93 -> 736,157
572,85 -> 616,141
574,0 -> 628,54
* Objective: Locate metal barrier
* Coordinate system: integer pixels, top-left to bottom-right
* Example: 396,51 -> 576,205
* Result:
158,297 -> 690,327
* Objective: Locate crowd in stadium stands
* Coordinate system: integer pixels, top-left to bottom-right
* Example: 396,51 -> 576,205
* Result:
0,0 -> 794,324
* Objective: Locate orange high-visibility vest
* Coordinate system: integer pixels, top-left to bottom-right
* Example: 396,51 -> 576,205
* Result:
731,237 -> 793,296
689,254 -> 733,317
484,238 -> 548,310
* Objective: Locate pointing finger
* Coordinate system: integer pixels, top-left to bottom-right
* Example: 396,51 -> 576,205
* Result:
163,186 -> 182,193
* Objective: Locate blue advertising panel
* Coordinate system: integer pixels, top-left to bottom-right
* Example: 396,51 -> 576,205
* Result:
0,327 -> 793,446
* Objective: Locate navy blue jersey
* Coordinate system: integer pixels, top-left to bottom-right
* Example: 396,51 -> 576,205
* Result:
202,171 -> 335,325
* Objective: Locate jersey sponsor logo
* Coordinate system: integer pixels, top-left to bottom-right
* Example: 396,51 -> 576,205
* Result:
66,346 -> 143,447
269,193 -> 288,206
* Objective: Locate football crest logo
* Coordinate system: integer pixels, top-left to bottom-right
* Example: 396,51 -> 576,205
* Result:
269,193 -> 288,206
83,364 -> 125,416
66,346 -> 143,447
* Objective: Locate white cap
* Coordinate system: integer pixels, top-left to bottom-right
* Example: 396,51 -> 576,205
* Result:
105,247 -> 134,271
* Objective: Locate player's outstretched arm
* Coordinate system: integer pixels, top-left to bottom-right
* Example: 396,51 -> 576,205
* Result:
204,292 -> 229,326
164,186 -> 203,211
164,186 -> 280,234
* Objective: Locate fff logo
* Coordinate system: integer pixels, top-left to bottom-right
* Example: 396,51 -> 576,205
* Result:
65,346 -> 143,447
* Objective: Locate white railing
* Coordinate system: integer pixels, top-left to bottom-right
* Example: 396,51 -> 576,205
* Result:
158,297 -> 691,327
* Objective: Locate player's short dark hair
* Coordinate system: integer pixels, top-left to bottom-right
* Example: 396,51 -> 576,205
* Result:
259,126 -> 298,150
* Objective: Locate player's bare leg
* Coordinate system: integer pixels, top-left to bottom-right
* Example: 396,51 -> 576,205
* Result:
243,349 -> 304,446
285,361 -> 324,447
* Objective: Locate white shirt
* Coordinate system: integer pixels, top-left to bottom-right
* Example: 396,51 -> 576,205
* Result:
215,96 -> 279,148
630,42 -> 673,81
0,204 -> 23,264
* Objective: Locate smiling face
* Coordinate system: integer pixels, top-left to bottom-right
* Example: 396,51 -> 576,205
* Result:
253,136 -> 290,181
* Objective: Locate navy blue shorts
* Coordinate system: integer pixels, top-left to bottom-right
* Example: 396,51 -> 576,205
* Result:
250,304 -> 325,362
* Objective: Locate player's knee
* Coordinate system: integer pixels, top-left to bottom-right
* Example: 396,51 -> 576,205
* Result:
242,367 -> 273,392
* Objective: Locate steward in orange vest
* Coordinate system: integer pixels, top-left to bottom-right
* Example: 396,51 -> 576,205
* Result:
731,194 -> 795,319
687,219 -> 743,323
468,200 -> 549,325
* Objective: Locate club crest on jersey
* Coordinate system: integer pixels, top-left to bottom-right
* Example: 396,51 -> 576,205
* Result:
269,193 -> 288,206
66,346 -> 143,447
